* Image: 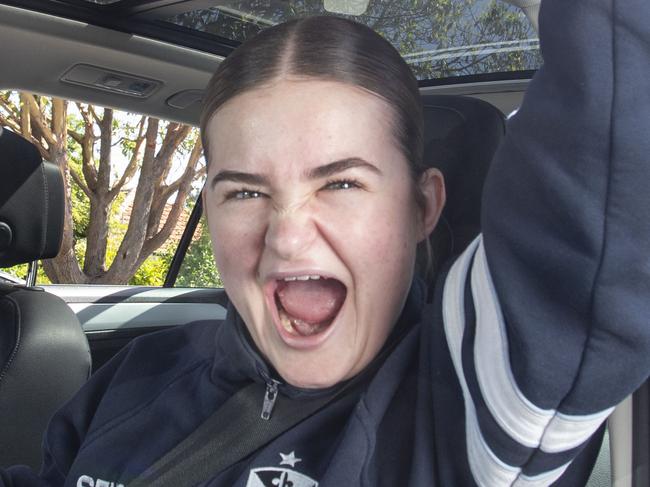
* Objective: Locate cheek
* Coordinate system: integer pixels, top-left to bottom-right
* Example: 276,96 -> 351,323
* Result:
207,205 -> 267,282
317,189 -> 419,275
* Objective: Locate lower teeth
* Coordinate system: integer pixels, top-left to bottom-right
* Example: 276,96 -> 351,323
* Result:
294,319 -> 322,336
280,311 -> 294,334
279,309 -> 325,336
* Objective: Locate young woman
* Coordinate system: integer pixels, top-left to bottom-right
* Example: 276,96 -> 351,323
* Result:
2,0 -> 649,486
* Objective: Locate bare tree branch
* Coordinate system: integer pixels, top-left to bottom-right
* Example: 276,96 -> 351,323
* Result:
69,167 -> 92,197
76,102 -> 94,130
104,117 -> 161,283
154,123 -> 192,184
143,125 -> 195,239
143,138 -> 203,254
51,98 -> 67,139
75,106 -> 99,192
157,138 -> 204,204
67,129 -> 84,145
23,94 -> 57,148
142,188 -> 185,256
0,113 -> 21,134
96,108 -> 113,191
108,117 -> 145,198
146,131 -> 199,239
19,101 -> 30,137
89,105 -> 102,126
82,107 -> 114,278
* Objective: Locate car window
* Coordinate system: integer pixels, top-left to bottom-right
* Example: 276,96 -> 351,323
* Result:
0,90 -> 209,287
174,214 -> 223,288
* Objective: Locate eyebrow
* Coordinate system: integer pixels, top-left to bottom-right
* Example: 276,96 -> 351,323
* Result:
210,158 -> 381,190
307,158 -> 382,180
210,170 -> 270,189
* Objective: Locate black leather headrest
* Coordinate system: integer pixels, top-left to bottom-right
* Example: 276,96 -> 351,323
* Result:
422,95 -> 506,274
0,128 -> 64,267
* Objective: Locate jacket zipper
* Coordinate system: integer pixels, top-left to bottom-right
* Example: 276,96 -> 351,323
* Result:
260,372 -> 281,420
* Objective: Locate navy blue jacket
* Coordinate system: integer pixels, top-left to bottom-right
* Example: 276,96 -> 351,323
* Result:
2,0 -> 650,485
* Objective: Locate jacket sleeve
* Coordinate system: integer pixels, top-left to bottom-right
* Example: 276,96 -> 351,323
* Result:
440,0 -> 650,484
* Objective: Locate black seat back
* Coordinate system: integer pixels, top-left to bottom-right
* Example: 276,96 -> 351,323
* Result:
0,127 -> 91,469
420,95 -> 506,294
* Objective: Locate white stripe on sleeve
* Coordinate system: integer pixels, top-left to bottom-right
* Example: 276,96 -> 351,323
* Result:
470,238 -> 613,453
442,235 -> 613,486
471,241 -> 554,447
540,409 -> 613,453
443,236 -> 521,486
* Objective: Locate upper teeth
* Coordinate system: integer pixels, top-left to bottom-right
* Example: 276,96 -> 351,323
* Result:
282,275 -> 322,281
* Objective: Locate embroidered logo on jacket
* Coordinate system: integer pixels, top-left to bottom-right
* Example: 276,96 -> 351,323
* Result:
246,451 -> 318,487
76,475 -> 124,487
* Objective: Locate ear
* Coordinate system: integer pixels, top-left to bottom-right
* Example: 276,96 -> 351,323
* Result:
417,167 -> 446,242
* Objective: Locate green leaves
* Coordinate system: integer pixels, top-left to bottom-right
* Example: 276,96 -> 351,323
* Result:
175,216 -> 223,288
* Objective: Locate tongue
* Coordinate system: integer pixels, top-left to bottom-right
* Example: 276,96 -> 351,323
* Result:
276,279 -> 346,324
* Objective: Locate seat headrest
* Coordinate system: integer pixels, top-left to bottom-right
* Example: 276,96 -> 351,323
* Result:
0,127 -> 64,267
421,95 -> 506,275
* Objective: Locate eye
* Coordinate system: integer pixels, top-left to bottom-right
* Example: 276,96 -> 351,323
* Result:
322,179 -> 361,191
225,189 -> 265,200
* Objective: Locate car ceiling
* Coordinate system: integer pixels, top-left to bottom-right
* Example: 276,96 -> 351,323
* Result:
0,2 -> 528,125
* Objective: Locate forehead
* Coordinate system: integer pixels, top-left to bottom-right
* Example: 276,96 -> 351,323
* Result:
205,79 -> 404,175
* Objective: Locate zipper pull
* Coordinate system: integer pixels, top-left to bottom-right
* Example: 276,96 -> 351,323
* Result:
261,379 -> 280,420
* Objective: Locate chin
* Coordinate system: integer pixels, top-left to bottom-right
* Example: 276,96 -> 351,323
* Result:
274,355 -> 351,389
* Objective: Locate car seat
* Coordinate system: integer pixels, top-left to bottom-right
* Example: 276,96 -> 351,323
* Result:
420,94 -> 506,289
0,126 -> 91,469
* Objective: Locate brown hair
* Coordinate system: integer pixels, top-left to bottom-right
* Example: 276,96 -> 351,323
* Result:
200,15 -> 432,272
200,16 -> 425,182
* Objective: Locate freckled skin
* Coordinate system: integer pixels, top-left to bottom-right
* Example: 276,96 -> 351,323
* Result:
204,79 -> 444,388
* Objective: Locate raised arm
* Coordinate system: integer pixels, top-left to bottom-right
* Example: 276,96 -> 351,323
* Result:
441,0 -> 650,484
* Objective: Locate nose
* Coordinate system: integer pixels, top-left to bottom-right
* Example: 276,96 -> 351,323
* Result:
264,206 -> 318,261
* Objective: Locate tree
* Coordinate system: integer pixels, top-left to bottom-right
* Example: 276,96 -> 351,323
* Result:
175,216 -> 223,288
0,91 -> 206,284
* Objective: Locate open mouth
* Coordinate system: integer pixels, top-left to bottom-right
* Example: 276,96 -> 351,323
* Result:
270,275 -> 347,341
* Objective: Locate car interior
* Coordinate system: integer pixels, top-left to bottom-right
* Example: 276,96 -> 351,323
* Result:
0,1 -> 647,485
0,126 -> 91,468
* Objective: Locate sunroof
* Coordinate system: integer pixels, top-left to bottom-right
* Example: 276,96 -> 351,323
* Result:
164,0 -> 541,81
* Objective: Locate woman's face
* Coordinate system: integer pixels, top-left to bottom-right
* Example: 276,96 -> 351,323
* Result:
204,79 -> 443,388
